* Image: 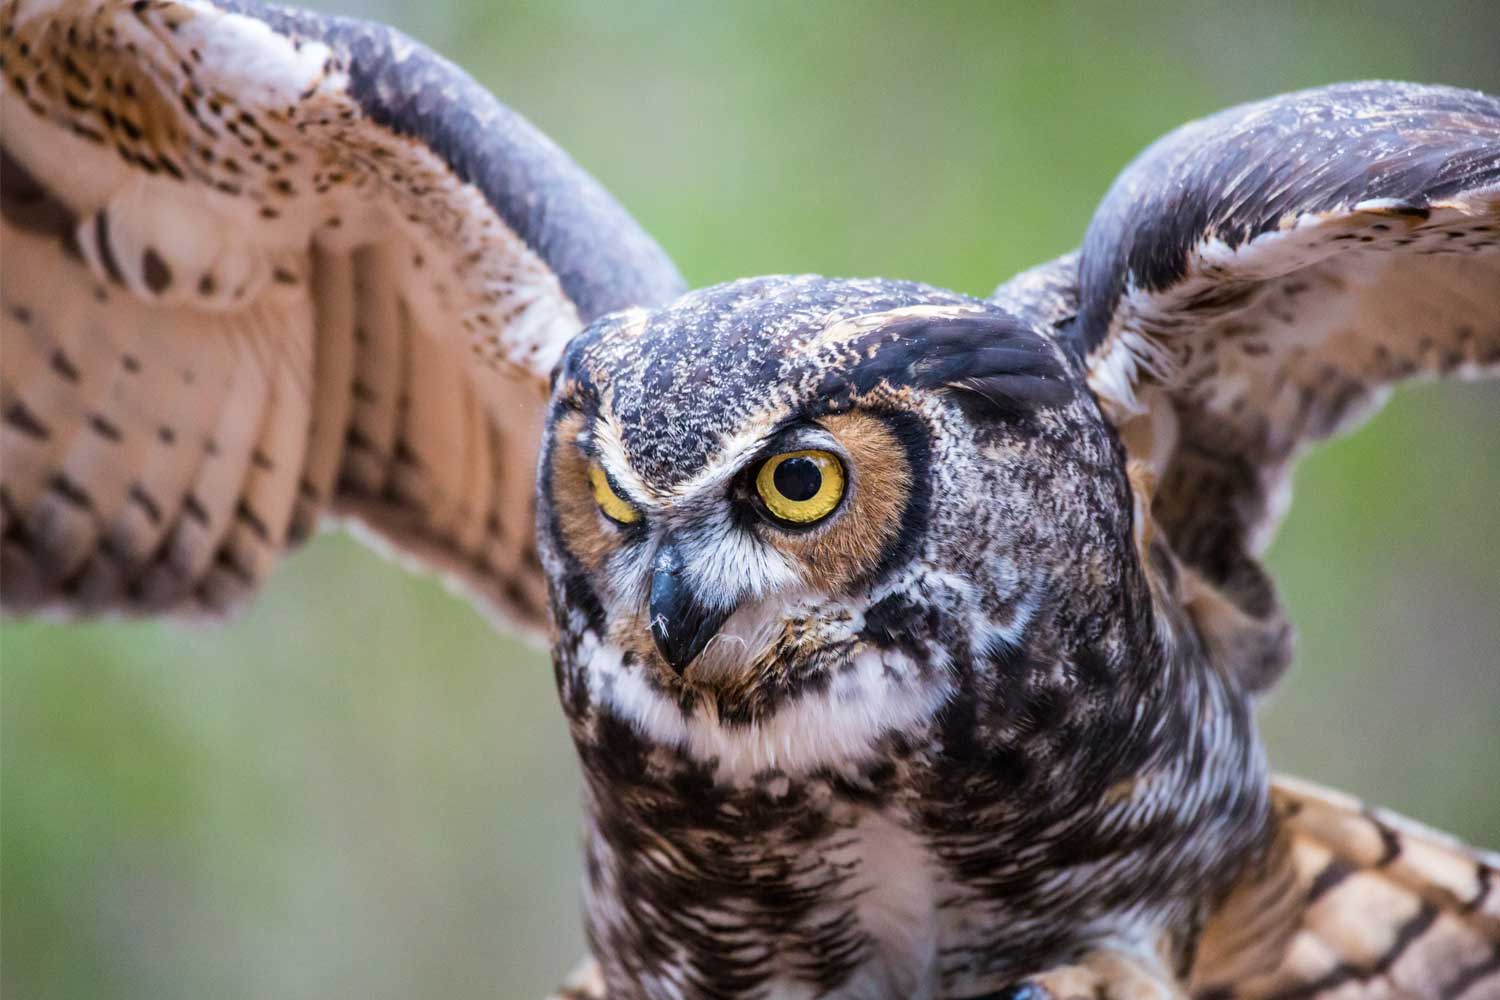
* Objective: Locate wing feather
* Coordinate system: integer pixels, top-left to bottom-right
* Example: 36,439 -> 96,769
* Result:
994,82 -> 1500,691
1192,777 -> 1499,999
289,245 -> 356,543
0,0 -> 683,635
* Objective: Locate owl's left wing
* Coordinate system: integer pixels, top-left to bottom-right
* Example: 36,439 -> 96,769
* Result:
1190,776 -> 1500,999
994,81 -> 1499,691
0,0 -> 684,633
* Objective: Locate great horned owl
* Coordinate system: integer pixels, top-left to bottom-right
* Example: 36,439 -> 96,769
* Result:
2,2 -> 1497,997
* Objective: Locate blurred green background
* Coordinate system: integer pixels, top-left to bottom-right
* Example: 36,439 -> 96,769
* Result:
4,2 -> 1498,998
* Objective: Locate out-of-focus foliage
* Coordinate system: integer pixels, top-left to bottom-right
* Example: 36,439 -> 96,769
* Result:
3,3 -> 1497,998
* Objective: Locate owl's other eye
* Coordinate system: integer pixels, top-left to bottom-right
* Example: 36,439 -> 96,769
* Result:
754,450 -> 845,526
589,463 -> 640,525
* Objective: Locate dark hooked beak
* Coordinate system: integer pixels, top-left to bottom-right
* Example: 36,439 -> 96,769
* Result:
649,540 -> 732,674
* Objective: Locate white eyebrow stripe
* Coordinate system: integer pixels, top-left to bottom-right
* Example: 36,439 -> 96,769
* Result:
587,410 -> 655,505
589,400 -> 799,506
656,402 -> 795,500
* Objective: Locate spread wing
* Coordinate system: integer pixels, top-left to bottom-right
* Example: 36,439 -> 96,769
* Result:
1192,776 -> 1499,998
0,0 -> 684,635
994,81 -> 1500,690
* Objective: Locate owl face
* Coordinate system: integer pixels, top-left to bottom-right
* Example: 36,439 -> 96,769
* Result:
538,275 -> 1140,762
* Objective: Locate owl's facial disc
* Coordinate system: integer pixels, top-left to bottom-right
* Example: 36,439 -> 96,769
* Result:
542,275 -> 1085,696
548,405 -> 908,676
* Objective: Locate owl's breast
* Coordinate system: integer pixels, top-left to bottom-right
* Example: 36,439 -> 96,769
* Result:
575,741 -> 945,998
557,612 -> 1272,997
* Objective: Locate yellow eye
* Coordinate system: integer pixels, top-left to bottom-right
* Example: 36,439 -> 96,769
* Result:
754,450 -> 845,526
589,463 -> 640,525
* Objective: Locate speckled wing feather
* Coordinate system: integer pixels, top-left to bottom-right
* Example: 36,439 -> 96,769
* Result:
1191,776 -> 1500,999
994,82 -> 1500,691
0,0 -> 683,632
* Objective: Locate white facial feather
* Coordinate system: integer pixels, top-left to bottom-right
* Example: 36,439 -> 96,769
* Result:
588,637 -> 954,784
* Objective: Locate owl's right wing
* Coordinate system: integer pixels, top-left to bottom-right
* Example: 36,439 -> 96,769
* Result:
0,0 -> 684,637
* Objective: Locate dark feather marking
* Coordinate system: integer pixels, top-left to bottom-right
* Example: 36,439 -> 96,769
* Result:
815,316 -> 1074,421
1303,857 -> 1356,903
127,483 -> 162,525
0,144 -> 82,251
47,473 -> 93,511
343,426 -> 384,458
1368,812 -> 1402,867
1443,947 -> 1500,999
234,500 -> 271,543
1366,898 -> 1441,973
88,412 -> 122,441
4,401 -> 50,440
211,547 -> 255,585
141,247 -> 171,294
858,408 -> 932,589
500,577 -> 538,617
859,592 -> 931,661
50,348 -> 81,382
0,485 -> 25,533
181,493 -> 210,525
1460,864 -> 1492,914
92,210 -> 126,286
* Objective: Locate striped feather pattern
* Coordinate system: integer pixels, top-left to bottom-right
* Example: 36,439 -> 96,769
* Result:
1192,778 -> 1499,999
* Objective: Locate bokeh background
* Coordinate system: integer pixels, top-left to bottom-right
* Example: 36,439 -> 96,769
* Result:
4,2 -> 1499,997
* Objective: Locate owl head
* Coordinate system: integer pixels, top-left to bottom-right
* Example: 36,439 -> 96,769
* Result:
538,275 -> 1155,744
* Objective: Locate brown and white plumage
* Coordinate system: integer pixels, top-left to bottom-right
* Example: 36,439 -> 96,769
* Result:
991,83 -> 1500,998
1192,777 -> 1500,999
3,4 -> 1498,998
0,0 -> 682,629
991,777 -> 1500,999
997,82 -> 1500,692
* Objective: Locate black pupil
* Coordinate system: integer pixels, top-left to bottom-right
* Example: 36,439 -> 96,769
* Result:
773,456 -> 823,502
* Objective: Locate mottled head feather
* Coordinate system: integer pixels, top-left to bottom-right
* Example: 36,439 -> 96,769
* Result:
554,275 -> 1076,488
